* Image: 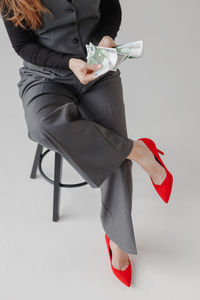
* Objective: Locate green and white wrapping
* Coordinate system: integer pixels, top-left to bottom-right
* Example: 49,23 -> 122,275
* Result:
86,40 -> 144,78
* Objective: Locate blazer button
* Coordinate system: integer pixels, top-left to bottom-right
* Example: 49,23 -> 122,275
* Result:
72,38 -> 79,44
68,8 -> 74,12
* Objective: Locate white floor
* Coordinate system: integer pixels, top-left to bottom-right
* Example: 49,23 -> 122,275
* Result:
1,0 -> 200,299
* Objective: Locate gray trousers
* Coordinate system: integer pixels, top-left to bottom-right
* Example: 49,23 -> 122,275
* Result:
17,67 -> 137,255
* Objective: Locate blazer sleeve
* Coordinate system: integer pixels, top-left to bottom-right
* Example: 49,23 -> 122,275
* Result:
97,0 -> 122,41
1,7 -> 78,70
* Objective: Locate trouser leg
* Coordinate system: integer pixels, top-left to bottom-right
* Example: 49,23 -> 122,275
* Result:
77,70 -> 137,254
20,79 -> 133,189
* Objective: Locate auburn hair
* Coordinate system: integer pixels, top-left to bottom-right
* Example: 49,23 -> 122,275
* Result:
0,0 -> 53,30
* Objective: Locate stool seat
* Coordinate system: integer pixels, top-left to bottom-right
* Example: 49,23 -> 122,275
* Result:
30,143 -> 88,221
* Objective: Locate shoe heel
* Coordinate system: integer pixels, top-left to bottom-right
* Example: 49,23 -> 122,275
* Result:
157,148 -> 164,155
138,137 -> 173,203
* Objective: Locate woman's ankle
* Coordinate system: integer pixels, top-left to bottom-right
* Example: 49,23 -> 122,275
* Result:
126,139 -> 142,162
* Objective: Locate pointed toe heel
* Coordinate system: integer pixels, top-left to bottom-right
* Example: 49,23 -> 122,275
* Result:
105,234 -> 132,287
138,137 -> 173,203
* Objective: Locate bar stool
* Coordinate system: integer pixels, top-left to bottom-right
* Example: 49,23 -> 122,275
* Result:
30,143 -> 88,222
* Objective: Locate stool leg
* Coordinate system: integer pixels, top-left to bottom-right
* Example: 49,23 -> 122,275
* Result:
30,143 -> 43,179
53,152 -> 63,222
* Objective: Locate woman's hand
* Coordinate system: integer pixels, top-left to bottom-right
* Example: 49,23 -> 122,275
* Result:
69,35 -> 116,85
98,36 -> 117,48
69,58 -> 102,85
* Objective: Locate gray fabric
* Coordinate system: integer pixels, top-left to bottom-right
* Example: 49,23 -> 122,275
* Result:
17,68 -> 137,254
16,0 -> 137,254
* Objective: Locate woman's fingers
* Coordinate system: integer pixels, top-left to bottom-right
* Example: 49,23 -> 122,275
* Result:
85,72 -> 97,82
80,72 -> 96,85
86,63 -> 102,71
98,35 -> 116,48
79,63 -> 102,84
69,58 -> 103,84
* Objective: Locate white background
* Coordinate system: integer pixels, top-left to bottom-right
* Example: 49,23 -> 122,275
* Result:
0,0 -> 199,299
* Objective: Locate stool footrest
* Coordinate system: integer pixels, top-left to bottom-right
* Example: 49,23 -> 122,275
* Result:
38,149 -> 87,187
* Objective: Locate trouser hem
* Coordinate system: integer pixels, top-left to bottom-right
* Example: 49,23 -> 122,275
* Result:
103,228 -> 137,255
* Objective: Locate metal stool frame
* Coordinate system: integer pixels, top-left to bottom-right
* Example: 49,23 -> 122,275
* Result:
30,143 -> 87,222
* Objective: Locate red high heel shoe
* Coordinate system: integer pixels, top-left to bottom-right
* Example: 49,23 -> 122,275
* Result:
138,137 -> 173,203
105,234 -> 132,287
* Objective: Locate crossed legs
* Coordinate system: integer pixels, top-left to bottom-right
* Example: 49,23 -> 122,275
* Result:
20,71 -> 137,271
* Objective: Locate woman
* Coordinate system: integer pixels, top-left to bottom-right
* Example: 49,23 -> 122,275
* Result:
0,0 -> 173,287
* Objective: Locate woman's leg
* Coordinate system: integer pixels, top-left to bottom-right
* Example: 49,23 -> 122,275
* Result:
19,78 -> 133,190
76,69 -> 137,258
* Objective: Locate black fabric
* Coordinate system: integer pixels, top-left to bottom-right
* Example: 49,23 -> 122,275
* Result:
97,0 -> 122,41
1,0 -> 122,70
